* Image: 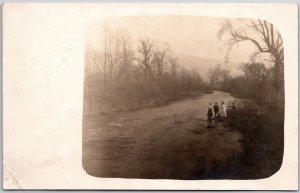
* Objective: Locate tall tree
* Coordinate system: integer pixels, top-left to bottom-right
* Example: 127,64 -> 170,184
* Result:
118,32 -> 134,81
136,38 -> 154,79
152,48 -> 167,77
169,57 -> 178,77
218,19 -> 284,109
207,64 -> 229,88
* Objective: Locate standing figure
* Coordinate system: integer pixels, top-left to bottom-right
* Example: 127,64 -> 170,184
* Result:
207,103 -> 213,121
213,102 -> 219,118
220,101 -> 227,117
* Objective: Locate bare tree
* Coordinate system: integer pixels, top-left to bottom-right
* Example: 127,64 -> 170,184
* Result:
220,69 -> 230,83
218,19 -> 284,108
85,26 -> 211,113
240,62 -> 266,81
207,64 -> 230,88
169,57 -> 178,77
136,38 -> 154,79
208,68 -> 216,87
117,31 -> 134,81
152,47 -> 168,77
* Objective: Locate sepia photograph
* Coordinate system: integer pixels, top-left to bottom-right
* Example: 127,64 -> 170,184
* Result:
83,16 -> 284,180
3,3 -> 297,189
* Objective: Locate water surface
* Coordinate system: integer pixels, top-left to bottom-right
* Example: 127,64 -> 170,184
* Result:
83,91 -> 242,179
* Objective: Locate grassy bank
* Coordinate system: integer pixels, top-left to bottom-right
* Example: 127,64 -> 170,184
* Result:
220,103 -> 284,179
84,79 -> 212,114
196,102 -> 284,179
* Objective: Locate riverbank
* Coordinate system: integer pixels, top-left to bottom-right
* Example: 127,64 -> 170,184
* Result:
84,89 -> 212,115
223,103 -> 284,179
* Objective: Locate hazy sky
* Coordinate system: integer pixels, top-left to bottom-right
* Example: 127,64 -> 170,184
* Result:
86,16 -> 262,77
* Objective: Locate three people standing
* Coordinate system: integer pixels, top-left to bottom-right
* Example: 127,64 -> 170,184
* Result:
207,101 -> 227,120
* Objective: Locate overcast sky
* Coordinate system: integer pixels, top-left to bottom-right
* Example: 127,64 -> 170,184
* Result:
86,16 -> 264,77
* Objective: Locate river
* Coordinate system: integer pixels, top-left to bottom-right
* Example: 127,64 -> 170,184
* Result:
83,91 -> 242,179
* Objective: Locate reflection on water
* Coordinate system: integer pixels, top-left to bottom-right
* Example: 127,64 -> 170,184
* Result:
83,91 -> 242,179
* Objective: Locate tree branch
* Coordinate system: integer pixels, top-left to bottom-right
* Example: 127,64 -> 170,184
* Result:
231,31 -> 269,53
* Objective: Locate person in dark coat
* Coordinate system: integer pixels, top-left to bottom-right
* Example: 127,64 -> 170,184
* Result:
207,103 -> 213,121
213,102 -> 219,118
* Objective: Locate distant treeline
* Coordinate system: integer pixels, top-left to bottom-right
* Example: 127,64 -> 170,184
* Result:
84,28 -> 209,113
207,61 -> 282,110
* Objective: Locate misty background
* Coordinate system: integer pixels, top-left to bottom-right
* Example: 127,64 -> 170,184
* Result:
86,16 -> 261,80
84,15 -> 282,114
